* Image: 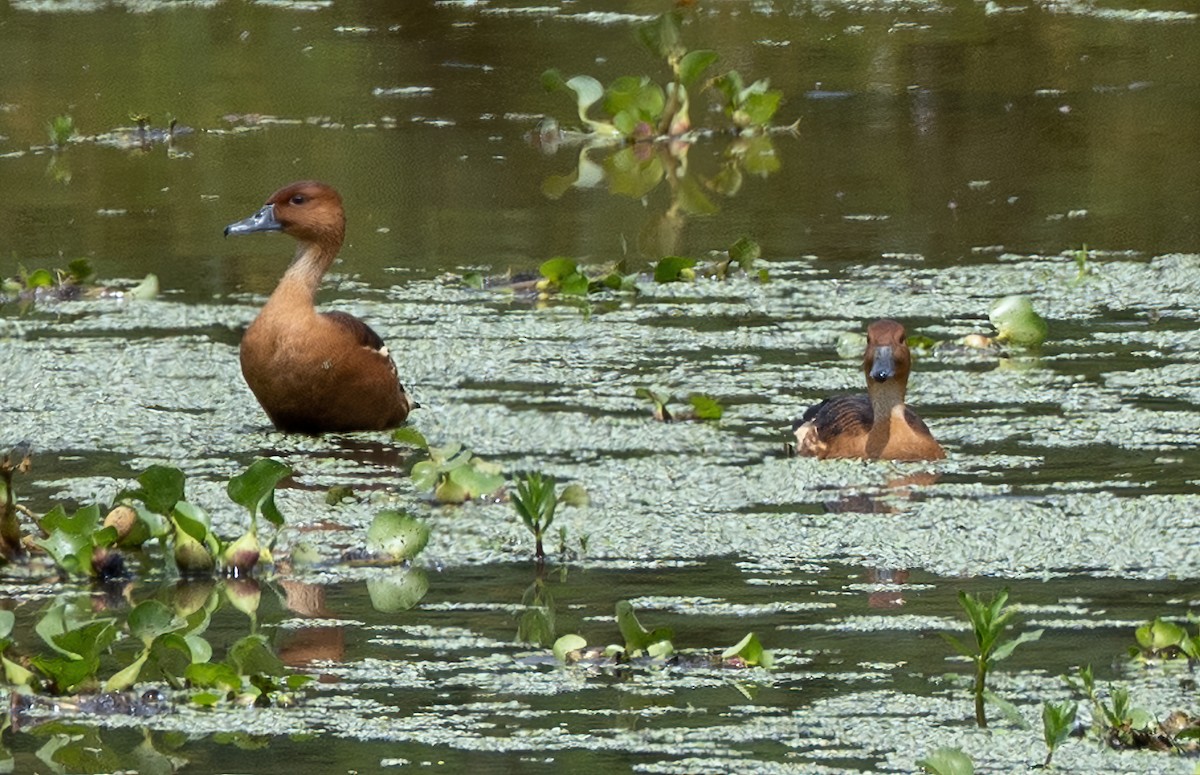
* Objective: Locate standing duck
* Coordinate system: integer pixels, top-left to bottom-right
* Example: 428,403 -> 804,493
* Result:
224,181 -> 414,433
792,319 -> 945,461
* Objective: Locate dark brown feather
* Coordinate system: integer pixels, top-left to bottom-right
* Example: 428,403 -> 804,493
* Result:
794,394 -> 872,441
321,310 -> 387,352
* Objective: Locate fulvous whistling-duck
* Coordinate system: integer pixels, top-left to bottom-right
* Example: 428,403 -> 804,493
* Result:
224,181 -> 414,433
792,319 -> 945,461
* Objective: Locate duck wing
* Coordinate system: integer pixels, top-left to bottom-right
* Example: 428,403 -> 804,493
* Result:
321,310 -> 388,353
793,393 -> 873,439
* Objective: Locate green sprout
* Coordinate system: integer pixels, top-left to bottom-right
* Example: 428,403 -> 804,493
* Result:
511,472 -> 558,565
47,114 -> 75,148
1042,699 -> 1077,767
939,588 -> 1043,728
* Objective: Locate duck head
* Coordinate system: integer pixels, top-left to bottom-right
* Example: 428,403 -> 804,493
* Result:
863,318 -> 911,390
224,180 -> 345,245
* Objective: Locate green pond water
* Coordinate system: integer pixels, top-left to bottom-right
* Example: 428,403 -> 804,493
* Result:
1,0 -> 1199,773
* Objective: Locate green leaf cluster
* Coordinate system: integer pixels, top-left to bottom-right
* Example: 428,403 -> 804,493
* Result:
1131,616 -> 1200,661
537,257 -> 638,297
411,441 -> 504,503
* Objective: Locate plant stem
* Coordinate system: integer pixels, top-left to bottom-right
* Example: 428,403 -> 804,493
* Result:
975,659 -> 988,728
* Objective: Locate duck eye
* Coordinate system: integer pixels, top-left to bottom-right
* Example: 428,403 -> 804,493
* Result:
290,194 -> 307,205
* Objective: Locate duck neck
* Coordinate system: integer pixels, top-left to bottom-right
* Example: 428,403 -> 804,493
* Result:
263,240 -> 336,315
866,381 -> 907,449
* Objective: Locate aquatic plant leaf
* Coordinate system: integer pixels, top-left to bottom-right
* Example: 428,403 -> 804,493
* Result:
66,258 -> 95,284
562,75 -> 619,135
714,71 -> 746,107
32,523 -> 93,576
366,568 -> 430,613
741,89 -> 782,127
674,174 -> 718,216
722,632 -> 774,667
1042,700 -> 1077,754
603,147 -> 665,199
0,610 -> 12,639
410,460 -> 439,491
541,68 -> 568,94
24,268 -> 54,289
127,273 -> 159,300
103,651 -> 149,692
646,639 -> 674,659
654,256 -> 697,283
186,662 -> 241,692
133,465 -> 186,515
227,458 -> 290,527
171,501 -> 212,545
433,476 -> 470,503
184,633 -> 213,664
729,237 -> 761,268
917,747 -> 974,775
982,688 -> 1029,728
540,257 -> 579,283
687,393 -> 723,420
226,634 -> 284,678
449,462 -> 505,499
366,510 -> 430,561
2,654 -> 35,687
615,601 -> 673,654
604,76 -> 665,127
740,134 -> 781,175
989,295 -> 1048,346
129,600 -> 183,645
991,628 -> 1042,662
55,620 -> 117,663
391,426 -> 428,449
1135,617 -> 1187,653
636,10 -> 684,60
553,634 -> 587,663
678,49 -> 718,87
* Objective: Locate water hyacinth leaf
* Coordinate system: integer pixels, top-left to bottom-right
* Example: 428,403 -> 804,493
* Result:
741,88 -> 782,127
3,654 -> 35,687
103,651 -> 149,692
563,75 -> 618,135
740,134 -> 781,176
654,256 -> 697,283
539,257 -> 579,283
184,633 -> 213,664
448,459 -> 504,499
636,9 -> 683,60
410,460 -> 439,491
128,600 -> 183,645
722,632 -> 774,667
186,661 -> 241,692
674,174 -> 718,216
31,653 -> 97,694
1136,617 -> 1187,652
728,237 -> 761,268
171,501 -> 212,544
678,49 -> 718,87
604,76 -> 664,125
55,619 -> 118,663
917,747 -> 974,775
391,426 -> 428,449
540,68 -> 569,94
126,273 -> 159,300
603,147 -> 664,199
989,295 -> 1048,346
227,634 -> 284,678
25,268 -> 54,289
687,393 -> 723,420
32,519 -> 93,576
646,639 -> 675,659
560,272 -> 590,296
433,477 -> 470,504
366,568 -> 430,613
39,502 -> 99,537
365,510 -> 430,561
615,601 -> 673,654
133,465 -> 186,515
227,458 -> 290,527
553,634 -> 587,663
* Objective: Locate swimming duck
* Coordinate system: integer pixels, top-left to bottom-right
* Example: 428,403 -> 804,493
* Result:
792,319 -> 945,461
224,181 -> 414,433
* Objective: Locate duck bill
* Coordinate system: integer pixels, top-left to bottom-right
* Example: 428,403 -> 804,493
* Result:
869,345 -> 895,383
224,203 -> 281,237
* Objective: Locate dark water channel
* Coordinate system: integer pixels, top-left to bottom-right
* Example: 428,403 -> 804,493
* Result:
1,1 -> 1199,773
